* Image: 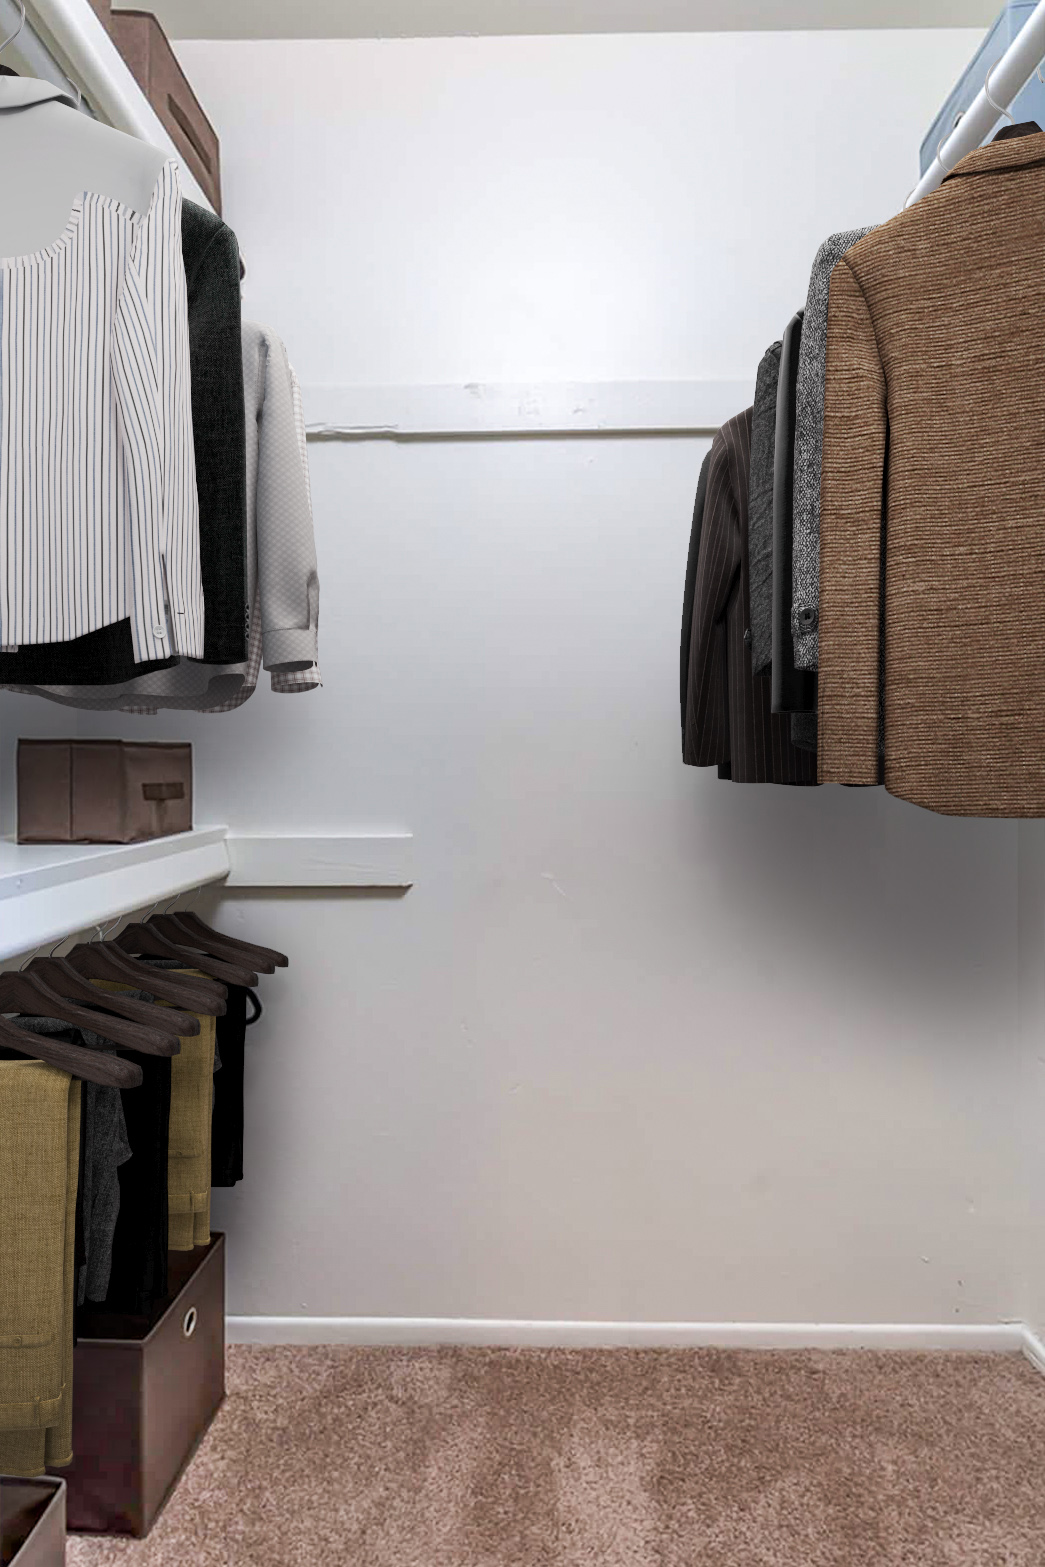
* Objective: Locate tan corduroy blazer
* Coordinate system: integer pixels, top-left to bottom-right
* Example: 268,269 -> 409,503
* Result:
818,126 -> 1045,816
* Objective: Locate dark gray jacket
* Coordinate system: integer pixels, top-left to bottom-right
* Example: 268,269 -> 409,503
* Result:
748,340 -> 782,677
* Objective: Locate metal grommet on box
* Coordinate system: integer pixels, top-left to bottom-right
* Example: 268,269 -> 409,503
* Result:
182,1306 -> 198,1340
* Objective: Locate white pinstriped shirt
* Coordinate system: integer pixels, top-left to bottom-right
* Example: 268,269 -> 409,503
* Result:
0,160 -> 202,662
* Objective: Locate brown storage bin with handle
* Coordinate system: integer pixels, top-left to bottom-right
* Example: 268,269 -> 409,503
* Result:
17,740 -> 193,845
106,10 -> 221,213
0,1477 -> 66,1566
56,1237 -> 225,1537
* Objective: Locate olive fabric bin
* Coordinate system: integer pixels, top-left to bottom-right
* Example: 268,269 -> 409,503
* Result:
0,1478 -> 65,1566
17,739 -> 193,844
55,1235 -> 225,1538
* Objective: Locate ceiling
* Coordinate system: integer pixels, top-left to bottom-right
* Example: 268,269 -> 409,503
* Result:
113,1 -> 997,40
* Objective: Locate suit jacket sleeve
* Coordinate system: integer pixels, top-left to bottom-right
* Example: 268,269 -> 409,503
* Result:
680,450 -> 712,747
817,257 -> 887,785
684,436 -> 740,769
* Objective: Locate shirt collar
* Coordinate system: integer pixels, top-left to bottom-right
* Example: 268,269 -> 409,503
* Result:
942,124 -> 1045,183
0,76 -> 78,112
992,120 -> 1044,142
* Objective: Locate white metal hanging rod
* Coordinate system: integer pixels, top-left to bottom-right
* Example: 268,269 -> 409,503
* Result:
907,0 -> 1045,206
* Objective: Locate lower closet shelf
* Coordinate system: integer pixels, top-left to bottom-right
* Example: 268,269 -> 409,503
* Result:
54,1234 -> 226,1539
0,1476 -> 65,1566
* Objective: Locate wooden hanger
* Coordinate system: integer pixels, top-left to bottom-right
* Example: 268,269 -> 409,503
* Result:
0,969 -> 178,1056
116,920 -> 258,987
25,954 -> 197,1042
151,913 -> 277,974
171,910 -> 288,968
0,1014 -> 143,1088
66,936 -> 228,1016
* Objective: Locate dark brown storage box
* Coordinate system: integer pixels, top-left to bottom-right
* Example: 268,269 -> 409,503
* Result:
54,1235 -> 225,1538
0,1478 -> 65,1566
17,739 -> 193,845
107,10 -> 222,212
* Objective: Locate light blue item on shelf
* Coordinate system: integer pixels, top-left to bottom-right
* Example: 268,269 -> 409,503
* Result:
921,1 -> 1045,174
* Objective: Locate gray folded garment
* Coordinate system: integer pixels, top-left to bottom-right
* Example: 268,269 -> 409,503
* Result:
11,1015 -> 131,1305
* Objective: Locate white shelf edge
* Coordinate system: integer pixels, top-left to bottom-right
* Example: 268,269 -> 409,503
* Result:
225,834 -> 414,889
303,379 -> 752,440
25,0 -> 214,209
0,829 -> 416,961
0,827 -> 232,963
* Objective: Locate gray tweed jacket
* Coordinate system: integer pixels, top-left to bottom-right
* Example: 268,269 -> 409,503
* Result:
790,226 -> 877,672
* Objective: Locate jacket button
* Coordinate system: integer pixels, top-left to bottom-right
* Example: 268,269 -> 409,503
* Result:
796,606 -> 818,630
154,625 -> 167,638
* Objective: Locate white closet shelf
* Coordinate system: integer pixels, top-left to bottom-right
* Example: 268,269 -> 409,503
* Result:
0,827 -> 231,963
0,830 -> 415,962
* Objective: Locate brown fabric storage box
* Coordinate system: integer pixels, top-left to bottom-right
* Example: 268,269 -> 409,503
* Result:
0,1478 -> 65,1566
55,1235 -> 225,1538
17,740 -> 193,844
107,10 -> 222,212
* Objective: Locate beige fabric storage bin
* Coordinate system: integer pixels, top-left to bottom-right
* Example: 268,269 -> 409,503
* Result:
17,740 -> 193,845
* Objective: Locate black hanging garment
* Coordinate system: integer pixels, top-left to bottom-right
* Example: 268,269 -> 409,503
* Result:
102,1052 -> 172,1316
211,987 -> 261,1187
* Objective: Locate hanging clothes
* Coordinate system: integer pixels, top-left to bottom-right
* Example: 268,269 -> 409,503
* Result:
818,123 -> 1045,814
0,196 -> 247,689
8,1017 -> 131,1307
104,1042 -> 172,1317
166,985 -> 217,1251
683,410 -> 817,785
680,451 -> 712,751
0,82 -> 200,663
770,311 -> 818,756
790,226 -> 877,675
211,986 -> 262,1188
9,323 -> 320,712
747,340 -> 782,678
0,1062 -> 81,1477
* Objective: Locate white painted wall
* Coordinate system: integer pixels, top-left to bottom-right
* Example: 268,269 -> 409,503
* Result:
4,27 -> 1029,1329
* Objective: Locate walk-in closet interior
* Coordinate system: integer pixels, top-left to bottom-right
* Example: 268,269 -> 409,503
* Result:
2,1 -> 1045,1562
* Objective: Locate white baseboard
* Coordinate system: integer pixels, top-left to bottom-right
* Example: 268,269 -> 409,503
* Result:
226,1316 -> 1027,1353
1021,1325 -> 1045,1377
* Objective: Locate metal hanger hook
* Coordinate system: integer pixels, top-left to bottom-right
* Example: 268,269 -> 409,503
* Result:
0,0 -> 25,59
984,60 -> 1015,124
18,943 -> 43,972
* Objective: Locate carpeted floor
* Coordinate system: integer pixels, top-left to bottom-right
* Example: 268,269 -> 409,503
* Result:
65,1345 -> 1045,1566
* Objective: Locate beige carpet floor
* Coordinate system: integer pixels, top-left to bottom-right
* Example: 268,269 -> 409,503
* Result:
66,1345 -> 1045,1566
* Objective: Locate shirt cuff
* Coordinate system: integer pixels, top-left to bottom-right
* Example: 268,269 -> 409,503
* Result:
262,625 -> 318,671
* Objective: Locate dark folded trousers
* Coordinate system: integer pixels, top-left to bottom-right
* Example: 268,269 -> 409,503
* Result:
211,985 -> 259,1188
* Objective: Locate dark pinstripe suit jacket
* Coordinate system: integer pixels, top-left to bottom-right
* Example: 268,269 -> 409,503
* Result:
682,409 -> 818,785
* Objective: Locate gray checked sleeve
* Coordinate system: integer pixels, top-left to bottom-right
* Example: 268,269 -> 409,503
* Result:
255,330 -> 320,671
